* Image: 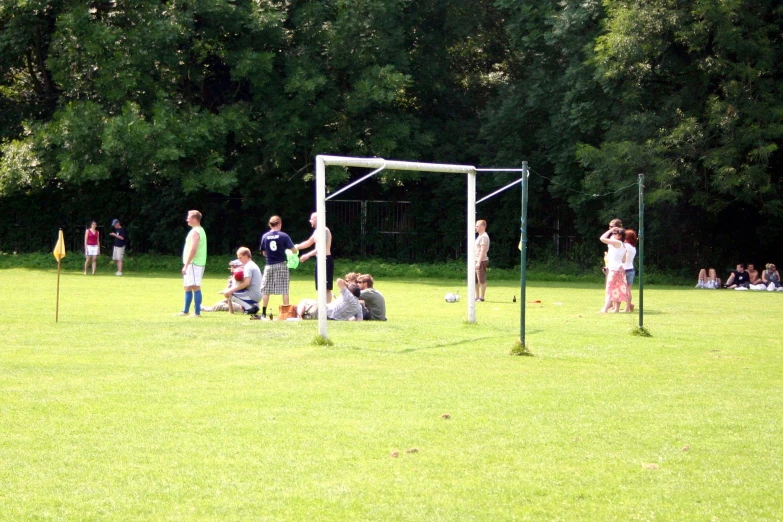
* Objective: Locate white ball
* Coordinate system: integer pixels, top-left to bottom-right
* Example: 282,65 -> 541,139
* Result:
444,293 -> 457,303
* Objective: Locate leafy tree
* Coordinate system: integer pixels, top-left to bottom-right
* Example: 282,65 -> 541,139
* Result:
577,0 -> 783,264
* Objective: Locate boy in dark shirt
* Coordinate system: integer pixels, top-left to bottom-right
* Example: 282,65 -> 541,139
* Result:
725,264 -> 750,289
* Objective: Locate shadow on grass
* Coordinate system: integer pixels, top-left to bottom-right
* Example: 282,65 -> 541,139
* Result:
342,334 -> 515,354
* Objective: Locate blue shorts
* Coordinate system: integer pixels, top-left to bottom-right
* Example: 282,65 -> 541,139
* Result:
625,269 -> 635,286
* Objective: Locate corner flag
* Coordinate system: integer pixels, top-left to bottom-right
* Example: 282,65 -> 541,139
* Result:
53,229 -> 66,261
54,229 -> 66,322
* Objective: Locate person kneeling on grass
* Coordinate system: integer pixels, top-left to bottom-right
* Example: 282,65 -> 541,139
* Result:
296,278 -> 363,321
223,247 -> 262,315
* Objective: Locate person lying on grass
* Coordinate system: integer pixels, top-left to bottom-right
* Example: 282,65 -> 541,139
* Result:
296,278 -> 363,321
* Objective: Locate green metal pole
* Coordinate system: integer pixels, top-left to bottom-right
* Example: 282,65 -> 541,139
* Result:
638,173 -> 644,328
520,161 -> 529,345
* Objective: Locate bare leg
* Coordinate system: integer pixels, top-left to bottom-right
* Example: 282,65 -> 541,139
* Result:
599,292 -> 612,313
84,256 -> 90,274
697,268 -> 707,285
625,286 -> 633,312
91,256 -> 97,274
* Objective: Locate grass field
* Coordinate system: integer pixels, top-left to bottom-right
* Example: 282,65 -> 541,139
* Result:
2,268 -> 782,520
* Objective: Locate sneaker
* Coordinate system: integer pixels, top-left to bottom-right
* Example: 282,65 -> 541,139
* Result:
175,311 -> 189,316
115,271 -> 122,276
695,282 -> 704,288
735,287 -> 748,291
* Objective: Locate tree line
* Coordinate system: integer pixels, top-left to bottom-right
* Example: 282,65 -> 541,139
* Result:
1,0 -> 781,271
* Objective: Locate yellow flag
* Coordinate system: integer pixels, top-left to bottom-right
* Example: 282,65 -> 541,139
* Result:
53,229 -> 66,262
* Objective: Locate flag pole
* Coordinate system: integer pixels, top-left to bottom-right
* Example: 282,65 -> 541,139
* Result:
53,229 -> 67,323
56,259 -> 62,323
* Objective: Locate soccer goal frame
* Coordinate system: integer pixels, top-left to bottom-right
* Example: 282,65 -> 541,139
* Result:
313,155 -> 478,339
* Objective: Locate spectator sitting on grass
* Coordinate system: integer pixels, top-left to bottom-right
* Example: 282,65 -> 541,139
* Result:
296,278 -> 363,321
762,263 -> 783,291
695,267 -> 721,289
747,264 -> 763,286
725,264 -> 750,289
357,274 -> 387,321
202,259 -> 244,312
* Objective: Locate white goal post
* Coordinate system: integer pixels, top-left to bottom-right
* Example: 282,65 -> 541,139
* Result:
314,155 -> 478,339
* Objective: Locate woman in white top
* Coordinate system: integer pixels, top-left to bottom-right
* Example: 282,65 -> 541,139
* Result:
622,229 -> 637,312
599,227 -> 628,313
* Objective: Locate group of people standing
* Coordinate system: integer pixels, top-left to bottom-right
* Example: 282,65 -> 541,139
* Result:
177,210 -> 386,321
82,219 -> 127,275
599,218 -> 638,313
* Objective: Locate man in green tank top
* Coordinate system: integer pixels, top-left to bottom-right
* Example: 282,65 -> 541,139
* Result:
178,210 -> 208,317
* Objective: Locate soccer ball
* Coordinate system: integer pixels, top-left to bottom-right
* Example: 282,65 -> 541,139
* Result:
444,293 -> 457,303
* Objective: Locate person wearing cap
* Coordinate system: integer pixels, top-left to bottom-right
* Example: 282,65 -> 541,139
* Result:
201,259 -> 245,312
259,215 -> 297,319
223,247 -> 262,315
109,218 -> 127,275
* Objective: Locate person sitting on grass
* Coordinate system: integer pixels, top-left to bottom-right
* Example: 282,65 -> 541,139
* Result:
296,278 -> 363,321
695,267 -> 722,289
357,274 -> 387,321
724,264 -> 750,289
202,259 -> 244,312
747,263 -> 763,286
762,263 -> 783,291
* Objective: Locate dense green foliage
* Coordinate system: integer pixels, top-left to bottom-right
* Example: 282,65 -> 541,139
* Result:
1,1 -> 782,270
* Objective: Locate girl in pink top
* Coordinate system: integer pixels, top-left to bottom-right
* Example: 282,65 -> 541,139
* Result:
84,221 -> 100,275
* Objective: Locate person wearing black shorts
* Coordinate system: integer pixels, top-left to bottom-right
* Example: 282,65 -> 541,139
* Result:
296,212 -> 334,303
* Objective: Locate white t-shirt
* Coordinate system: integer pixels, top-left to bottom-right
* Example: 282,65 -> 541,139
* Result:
606,243 -> 626,270
623,244 -> 636,270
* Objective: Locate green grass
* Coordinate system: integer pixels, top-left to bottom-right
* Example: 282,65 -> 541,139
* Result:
1,268 -> 782,520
